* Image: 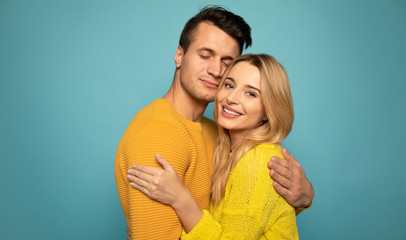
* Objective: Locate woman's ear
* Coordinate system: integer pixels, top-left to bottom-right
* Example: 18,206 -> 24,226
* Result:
262,114 -> 268,125
174,45 -> 184,68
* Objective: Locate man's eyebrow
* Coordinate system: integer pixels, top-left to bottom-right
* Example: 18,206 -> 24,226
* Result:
197,47 -> 235,61
222,56 -> 234,61
197,47 -> 215,54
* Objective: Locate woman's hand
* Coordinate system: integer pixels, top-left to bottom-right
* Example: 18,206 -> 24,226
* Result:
126,226 -> 130,240
127,153 -> 204,232
127,153 -> 188,206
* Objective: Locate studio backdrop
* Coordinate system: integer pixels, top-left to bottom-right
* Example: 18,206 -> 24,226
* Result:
1,0 -> 405,239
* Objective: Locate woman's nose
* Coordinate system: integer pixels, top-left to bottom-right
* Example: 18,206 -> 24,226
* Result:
226,91 -> 239,104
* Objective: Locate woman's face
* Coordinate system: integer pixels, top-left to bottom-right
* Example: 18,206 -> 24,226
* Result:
216,61 -> 266,139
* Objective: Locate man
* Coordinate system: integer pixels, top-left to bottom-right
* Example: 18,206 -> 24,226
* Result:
115,6 -> 314,239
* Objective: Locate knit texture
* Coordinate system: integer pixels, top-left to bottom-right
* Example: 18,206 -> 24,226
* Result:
115,98 -> 218,240
181,144 -> 299,240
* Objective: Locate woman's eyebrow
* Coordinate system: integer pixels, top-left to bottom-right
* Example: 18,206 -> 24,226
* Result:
246,84 -> 261,93
225,77 -> 235,83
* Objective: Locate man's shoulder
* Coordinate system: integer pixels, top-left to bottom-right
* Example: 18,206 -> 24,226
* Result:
130,99 -> 185,128
120,99 -> 193,145
116,99 -> 192,154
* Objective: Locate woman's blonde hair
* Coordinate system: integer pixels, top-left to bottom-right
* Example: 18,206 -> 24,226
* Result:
211,54 -> 294,205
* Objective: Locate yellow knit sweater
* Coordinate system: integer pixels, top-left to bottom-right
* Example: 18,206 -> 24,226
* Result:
115,99 -> 218,239
181,144 -> 299,240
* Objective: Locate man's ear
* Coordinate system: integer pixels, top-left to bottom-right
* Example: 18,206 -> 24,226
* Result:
175,45 -> 184,68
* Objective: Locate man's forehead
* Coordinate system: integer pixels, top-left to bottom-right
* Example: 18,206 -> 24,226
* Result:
189,22 -> 240,55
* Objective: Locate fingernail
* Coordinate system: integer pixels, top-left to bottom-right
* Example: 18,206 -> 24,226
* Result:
127,175 -> 130,179
155,153 -> 161,158
127,169 -> 131,173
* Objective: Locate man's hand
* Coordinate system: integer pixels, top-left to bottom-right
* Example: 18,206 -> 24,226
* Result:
268,148 -> 314,208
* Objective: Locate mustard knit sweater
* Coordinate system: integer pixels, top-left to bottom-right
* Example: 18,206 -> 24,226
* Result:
115,99 -> 218,240
181,144 -> 299,240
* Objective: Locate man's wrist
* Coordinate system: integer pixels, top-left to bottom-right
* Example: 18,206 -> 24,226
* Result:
299,183 -> 314,208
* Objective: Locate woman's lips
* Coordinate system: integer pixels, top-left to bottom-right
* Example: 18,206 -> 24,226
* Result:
221,105 -> 242,119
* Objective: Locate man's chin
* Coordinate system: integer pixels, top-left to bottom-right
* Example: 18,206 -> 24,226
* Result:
203,95 -> 216,103
195,95 -> 215,104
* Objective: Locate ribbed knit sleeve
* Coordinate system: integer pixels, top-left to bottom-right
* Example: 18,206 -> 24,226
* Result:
115,99 -> 215,240
181,144 -> 298,240
117,120 -> 190,239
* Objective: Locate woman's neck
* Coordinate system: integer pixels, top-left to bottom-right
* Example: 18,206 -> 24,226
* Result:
229,132 -> 244,152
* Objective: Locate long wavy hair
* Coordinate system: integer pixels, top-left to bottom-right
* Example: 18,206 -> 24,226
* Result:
211,54 -> 294,205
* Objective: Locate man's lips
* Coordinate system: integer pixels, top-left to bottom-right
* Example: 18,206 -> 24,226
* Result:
201,79 -> 218,89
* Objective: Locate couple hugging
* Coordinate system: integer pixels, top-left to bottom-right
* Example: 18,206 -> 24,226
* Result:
115,6 -> 314,240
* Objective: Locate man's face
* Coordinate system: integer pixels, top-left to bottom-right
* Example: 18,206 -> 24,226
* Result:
175,22 -> 240,103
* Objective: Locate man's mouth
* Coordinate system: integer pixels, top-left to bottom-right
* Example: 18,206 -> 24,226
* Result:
201,79 -> 218,89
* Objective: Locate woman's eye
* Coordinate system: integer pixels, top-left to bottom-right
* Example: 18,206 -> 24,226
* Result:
247,92 -> 256,97
225,83 -> 234,89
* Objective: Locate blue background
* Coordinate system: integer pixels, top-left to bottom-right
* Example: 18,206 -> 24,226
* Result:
1,0 -> 405,239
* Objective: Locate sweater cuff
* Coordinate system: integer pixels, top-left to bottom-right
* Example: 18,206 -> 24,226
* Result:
181,210 -> 221,239
295,201 -> 313,215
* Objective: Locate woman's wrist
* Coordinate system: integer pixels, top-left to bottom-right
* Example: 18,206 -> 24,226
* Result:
171,187 -> 203,233
171,187 -> 193,211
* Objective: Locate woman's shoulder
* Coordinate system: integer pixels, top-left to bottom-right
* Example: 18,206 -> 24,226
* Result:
254,143 -> 282,152
234,143 -> 283,172
247,143 -> 283,161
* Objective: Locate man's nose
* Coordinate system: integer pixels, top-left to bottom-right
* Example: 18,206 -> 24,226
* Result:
207,59 -> 222,79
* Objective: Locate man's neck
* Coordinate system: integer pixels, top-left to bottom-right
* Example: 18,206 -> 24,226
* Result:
163,85 -> 208,123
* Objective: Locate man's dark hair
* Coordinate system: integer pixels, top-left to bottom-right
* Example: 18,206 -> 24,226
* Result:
179,6 -> 252,54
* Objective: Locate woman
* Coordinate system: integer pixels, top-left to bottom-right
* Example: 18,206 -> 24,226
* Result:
127,54 -> 298,239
